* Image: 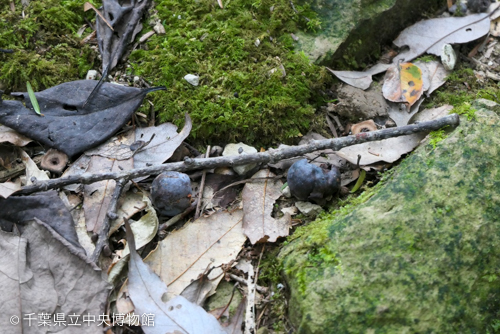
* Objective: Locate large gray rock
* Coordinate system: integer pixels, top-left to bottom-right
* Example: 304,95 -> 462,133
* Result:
280,101 -> 500,333
295,0 -> 442,66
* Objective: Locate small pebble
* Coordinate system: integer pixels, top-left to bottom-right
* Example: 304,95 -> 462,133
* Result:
86,70 -> 98,80
255,38 -> 260,47
184,74 -> 199,86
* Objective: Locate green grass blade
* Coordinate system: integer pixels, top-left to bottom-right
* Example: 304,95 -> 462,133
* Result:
26,81 -> 41,115
350,169 -> 366,193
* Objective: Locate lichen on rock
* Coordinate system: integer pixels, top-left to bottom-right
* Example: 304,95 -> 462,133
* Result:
281,102 -> 500,333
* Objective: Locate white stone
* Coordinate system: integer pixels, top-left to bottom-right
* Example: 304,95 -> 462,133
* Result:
441,44 -> 457,71
255,38 -> 260,47
133,76 -> 140,83
222,143 -> 258,175
86,70 -> 98,80
184,74 -> 199,86
281,206 -> 298,216
282,185 -> 292,198
153,22 -> 166,35
295,201 -> 323,217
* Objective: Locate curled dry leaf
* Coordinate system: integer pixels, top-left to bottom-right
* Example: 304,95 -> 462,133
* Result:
242,169 -> 291,244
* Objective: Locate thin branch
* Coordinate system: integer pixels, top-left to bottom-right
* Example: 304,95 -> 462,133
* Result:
91,177 -> 127,263
195,146 -> 210,219
14,114 -> 459,196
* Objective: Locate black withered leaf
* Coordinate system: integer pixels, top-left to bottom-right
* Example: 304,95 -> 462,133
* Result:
0,80 -> 164,157
0,191 -> 85,256
97,0 -> 151,72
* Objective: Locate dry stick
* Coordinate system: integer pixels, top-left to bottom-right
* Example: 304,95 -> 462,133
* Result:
195,145 -> 210,219
15,114 -> 460,196
90,177 -> 127,263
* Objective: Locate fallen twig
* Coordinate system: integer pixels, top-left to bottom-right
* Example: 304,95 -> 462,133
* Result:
91,177 -> 127,263
195,146 -> 210,219
14,114 -> 460,196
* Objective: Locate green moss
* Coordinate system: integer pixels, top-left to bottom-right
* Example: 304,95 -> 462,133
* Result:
428,129 -> 447,149
0,0 -> 98,92
128,0 -> 331,147
453,101 -> 476,121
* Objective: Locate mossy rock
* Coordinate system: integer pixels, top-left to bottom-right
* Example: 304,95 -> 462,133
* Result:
295,0 -> 443,68
280,103 -> 500,333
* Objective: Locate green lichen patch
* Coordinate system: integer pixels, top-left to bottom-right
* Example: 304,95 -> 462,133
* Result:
280,106 -> 500,333
128,0 -> 331,147
0,0 -> 99,92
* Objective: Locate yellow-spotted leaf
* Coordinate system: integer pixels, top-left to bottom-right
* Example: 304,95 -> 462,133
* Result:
382,62 -> 423,108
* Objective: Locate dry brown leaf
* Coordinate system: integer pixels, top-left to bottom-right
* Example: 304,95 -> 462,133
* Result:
134,113 -> 192,168
337,133 -> 427,166
0,219 -> 109,333
0,124 -> 32,146
242,169 -> 291,244
19,148 -> 49,185
145,210 -> 246,299
83,131 -> 134,233
125,219 -> 226,334
0,179 -> 21,199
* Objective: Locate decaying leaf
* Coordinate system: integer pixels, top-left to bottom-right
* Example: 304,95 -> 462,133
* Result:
109,191 -> 147,235
180,269 -> 224,306
0,124 -> 32,146
133,113 -> 193,168
387,98 -> 425,127
96,0 -> 152,72
125,219 -> 226,334
19,149 -> 49,186
222,297 -> 245,334
83,131 -> 135,234
242,169 -> 291,244
0,81 -> 164,157
382,62 -> 423,108
326,63 -> 391,90
83,156 -> 132,234
145,210 -> 246,300
337,133 -> 427,166
0,219 -> 109,334
0,180 -> 21,199
0,191 -> 85,254
393,13 -> 491,63
409,105 -> 454,124
413,60 -> 450,97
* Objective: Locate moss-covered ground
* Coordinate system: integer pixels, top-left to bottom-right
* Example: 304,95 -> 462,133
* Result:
1,0 -> 333,148
129,0 -> 331,147
0,0 -> 99,92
